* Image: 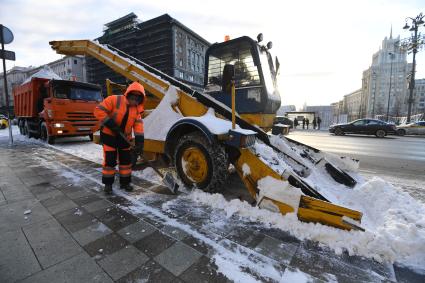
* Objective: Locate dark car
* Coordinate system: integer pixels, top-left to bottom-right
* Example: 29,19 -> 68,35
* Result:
329,119 -> 396,138
273,116 -> 294,129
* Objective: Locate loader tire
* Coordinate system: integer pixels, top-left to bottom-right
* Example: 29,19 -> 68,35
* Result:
174,132 -> 228,192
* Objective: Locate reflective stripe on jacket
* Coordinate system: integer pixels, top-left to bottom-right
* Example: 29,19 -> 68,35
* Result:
94,82 -> 145,142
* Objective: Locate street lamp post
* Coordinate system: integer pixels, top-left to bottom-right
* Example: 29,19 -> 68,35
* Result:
403,13 -> 425,123
386,52 -> 395,122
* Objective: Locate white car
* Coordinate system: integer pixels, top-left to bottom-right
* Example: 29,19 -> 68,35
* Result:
396,121 -> 425,136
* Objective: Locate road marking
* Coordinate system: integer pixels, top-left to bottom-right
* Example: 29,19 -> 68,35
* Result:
359,169 -> 377,174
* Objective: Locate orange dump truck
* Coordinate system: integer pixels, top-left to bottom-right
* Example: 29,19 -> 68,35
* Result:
13,78 -> 102,144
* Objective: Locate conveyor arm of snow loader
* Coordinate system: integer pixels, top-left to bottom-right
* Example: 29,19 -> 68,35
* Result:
50,40 -> 363,230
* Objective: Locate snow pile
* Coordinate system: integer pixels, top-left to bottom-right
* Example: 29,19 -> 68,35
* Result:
188,176 -> 425,271
179,108 -> 233,134
242,163 -> 251,177
257,176 -> 302,213
23,66 -> 62,84
270,135 -> 360,174
144,86 -> 182,141
253,141 -> 290,175
180,108 -> 256,135
323,152 -> 360,172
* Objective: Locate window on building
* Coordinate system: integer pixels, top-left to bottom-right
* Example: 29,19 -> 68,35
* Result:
179,59 -> 183,67
179,71 -> 184,79
74,59 -> 78,64
189,75 -> 194,82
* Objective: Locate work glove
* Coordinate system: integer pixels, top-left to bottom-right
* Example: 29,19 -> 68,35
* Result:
103,118 -> 121,134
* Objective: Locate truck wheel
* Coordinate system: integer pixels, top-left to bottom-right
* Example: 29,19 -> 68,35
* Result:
19,121 -> 25,135
88,134 -> 93,141
40,123 -> 48,142
25,121 -> 33,138
397,129 -> 406,136
375,129 -> 386,138
174,132 -> 228,192
40,122 -> 55,144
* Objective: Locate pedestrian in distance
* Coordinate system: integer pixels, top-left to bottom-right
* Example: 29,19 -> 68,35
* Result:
94,82 -> 146,195
312,117 -> 317,130
306,118 -> 310,129
317,117 -> 322,130
294,118 -> 299,129
302,118 -> 306,129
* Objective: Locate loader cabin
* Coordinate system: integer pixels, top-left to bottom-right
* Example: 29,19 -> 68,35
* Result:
204,34 -> 281,128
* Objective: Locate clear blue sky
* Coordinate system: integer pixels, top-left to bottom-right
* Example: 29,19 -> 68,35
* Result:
1,0 -> 424,108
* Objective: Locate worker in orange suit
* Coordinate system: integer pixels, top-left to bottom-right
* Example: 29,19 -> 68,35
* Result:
94,82 -> 145,194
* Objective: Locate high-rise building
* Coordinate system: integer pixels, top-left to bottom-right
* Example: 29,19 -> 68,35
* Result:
86,13 -> 210,92
362,30 -> 412,118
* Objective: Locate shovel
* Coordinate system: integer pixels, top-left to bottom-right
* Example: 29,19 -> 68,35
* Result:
118,132 -> 179,194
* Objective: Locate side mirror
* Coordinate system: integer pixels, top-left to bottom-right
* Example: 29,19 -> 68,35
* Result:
222,64 -> 235,93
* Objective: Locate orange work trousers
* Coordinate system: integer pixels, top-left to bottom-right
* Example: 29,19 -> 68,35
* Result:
102,144 -> 132,185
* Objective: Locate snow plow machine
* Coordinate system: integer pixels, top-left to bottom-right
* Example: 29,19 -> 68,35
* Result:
50,35 -> 364,231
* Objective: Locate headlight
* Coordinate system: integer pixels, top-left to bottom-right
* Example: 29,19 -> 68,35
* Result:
54,123 -> 65,128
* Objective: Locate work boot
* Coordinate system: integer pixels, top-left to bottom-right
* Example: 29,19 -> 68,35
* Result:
121,183 -> 134,192
104,184 -> 112,195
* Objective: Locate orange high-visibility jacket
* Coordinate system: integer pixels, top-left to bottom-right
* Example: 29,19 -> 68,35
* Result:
94,82 -> 145,145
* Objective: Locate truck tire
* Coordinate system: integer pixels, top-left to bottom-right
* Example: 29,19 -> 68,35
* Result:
19,121 -> 25,135
88,134 -> 93,141
25,121 -> 33,138
174,132 -> 228,192
40,122 -> 55,144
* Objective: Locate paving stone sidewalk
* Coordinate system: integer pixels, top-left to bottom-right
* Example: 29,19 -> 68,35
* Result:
1,138 -> 424,283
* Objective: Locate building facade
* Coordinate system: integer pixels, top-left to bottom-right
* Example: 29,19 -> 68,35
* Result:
343,89 -> 363,121
0,66 -> 32,111
34,56 -> 86,82
362,32 -> 411,118
86,13 -> 210,92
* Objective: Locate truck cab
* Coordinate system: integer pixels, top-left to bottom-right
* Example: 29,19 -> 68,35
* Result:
204,35 -> 281,129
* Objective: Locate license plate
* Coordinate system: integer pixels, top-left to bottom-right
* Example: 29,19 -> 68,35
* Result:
78,127 -> 91,131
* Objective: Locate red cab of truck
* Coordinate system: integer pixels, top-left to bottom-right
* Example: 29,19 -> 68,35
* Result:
13,78 -> 102,144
